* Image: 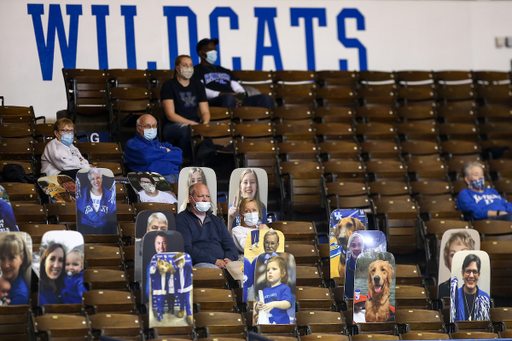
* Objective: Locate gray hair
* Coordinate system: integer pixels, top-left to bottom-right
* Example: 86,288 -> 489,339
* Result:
264,230 -> 279,243
147,212 -> 168,227
88,168 -> 102,181
347,232 -> 364,258
463,161 -> 484,178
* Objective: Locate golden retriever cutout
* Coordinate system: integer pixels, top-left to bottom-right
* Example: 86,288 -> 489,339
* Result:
365,259 -> 394,322
335,217 -> 366,276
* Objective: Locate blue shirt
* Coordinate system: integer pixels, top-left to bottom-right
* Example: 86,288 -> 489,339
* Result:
456,187 -> 512,220
260,283 -> 292,324
9,275 -> 29,305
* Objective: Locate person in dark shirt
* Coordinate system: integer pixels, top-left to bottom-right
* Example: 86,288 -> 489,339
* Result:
193,38 -> 275,108
161,55 -> 210,160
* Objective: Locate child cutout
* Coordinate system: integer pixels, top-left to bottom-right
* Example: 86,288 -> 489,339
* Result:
0,276 -> 11,306
254,256 -> 292,325
62,248 -> 86,303
232,198 -> 270,255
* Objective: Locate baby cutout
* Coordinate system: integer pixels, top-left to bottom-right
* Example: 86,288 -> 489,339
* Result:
0,276 -> 11,306
62,248 -> 86,303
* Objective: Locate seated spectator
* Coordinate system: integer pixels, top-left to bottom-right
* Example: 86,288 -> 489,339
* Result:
161,55 -> 210,161
231,198 -> 269,254
176,183 -> 237,268
137,174 -> 177,204
124,114 -> 182,183
193,38 -> 275,109
456,161 -> 512,221
41,118 -> 91,178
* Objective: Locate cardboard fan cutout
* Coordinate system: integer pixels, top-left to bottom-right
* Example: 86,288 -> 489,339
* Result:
243,230 -> 285,302
253,252 -> 295,325
0,232 -> 32,305
353,251 -> 395,323
438,229 -> 480,299
149,252 -> 193,327
76,168 -> 117,235
37,174 -> 76,203
38,230 -> 85,306
344,230 -> 386,300
450,250 -> 490,322
177,167 -> 217,215
0,184 -> 19,231
329,209 -> 367,278
128,172 -> 177,204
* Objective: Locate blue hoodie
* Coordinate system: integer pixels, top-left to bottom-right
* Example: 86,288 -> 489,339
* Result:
456,187 -> 512,220
124,133 -> 182,175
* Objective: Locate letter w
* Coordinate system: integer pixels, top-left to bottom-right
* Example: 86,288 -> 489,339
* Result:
27,4 -> 82,81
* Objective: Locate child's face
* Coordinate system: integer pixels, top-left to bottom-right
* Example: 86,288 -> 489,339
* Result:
65,252 -> 82,275
0,251 -> 24,282
0,277 -> 10,299
241,172 -> 257,199
266,261 -> 284,287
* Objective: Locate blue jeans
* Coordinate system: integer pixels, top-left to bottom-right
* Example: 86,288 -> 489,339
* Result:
162,173 -> 179,184
163,122 -> 192,160
208,94 -> 275,108
193,262 -> 220,269
488,212 -> 512,221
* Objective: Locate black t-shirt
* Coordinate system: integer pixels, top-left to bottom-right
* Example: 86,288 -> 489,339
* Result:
192,64 -> 239,93
160,77 -> 207,122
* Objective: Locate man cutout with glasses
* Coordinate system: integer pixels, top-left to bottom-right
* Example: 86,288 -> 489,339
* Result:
124,114 -> 182,183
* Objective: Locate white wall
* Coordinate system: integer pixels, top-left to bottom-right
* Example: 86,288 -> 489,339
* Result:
0,0 -> 511,120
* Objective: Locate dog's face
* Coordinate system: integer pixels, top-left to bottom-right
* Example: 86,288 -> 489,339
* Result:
367,260 -> 394,300
335,217 -> 365,247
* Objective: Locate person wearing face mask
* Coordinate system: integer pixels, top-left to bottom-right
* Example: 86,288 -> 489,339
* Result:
137,175 -> 177,204
456,161 -> 512,221
160,55 -> 210,161
193,38 -> 275,109
41,118 -> 91,179
176,183 -> 238,268
231,198 -> 270,254
124,114 -> 182,183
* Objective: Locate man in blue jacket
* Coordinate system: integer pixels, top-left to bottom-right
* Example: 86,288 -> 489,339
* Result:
124,114 -> 182,183
176,183 -> 238,268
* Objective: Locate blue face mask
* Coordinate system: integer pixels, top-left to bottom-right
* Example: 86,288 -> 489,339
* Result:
205,50 -> 217,64
143,128 -> 157,141
60,133 -> 74,147
470,177 -> 485,190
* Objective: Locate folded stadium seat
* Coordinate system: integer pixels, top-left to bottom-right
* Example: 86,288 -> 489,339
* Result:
17,223 -> 65,244
316,87 -> 357,107
296,265 -> 325,287
480,240 -> 512,298
396,121 -> 438,142
89,161 -> 124,176
354,122 -> 397,141
357,84 -> 397,107
493,178 -> 512,198
0,160 -> 34,176
274,70 -> 316,89
147,69 -> 174,101
395,286 -> 432,310
477,105 -> 512,123
121,244 -> 136,284
133,202 -> 177,216
0,101 -> 36,124
400,331 -> 450,340
12,203 -> 47,224
324,180 -> 368,202
117,203 -> 135,222
364,159 -> 407,182
234,139 -> 278,191
410,180 -> 453,204
34,314 -> 91,340
367,180 -> 410,200
192,266 -> 227,289
395,264 -> 424,286
317,140 -> 361,161
355,105 -> 397,124
395,308 -> 444,333
450,331 -> 498,339
316,70 -> 358,90
88,313 -> 143,340
0,123 -> 33,139
232,70 -> 275,98
476,83 -> 512,107
360,140 -> 401,161
83,290 -> 137,314
438,104 -> 477,126
479,122 -> 512,141
76,142 -> 124,163
83,269 -> 129,291
146,324 -> 195,341
208,106 -> 232,124
400,140 -> 441,162
472,219 -> 512,241
437,83 -> 475,103
193,288 -> 237,313
322,159 -> 365,182
314,106 -> 355,124
84,244 -> 124,270
272,106 -> 314,122
277,140 -> 319,162
114,183 -> 129,203
434,70 -> 473,85
359,71 -> 395,85
0,137 -> 34,161
0,182 -> 39,203
189,123 -> 234,174
231,106 -> 271,123
440,140 -> 481,169
473,70 -> 511,85
396,102 -> 437,122
487,159 -> 512,180
315,122 -> 354,142
490,307 -> 512,332
296,286 -> 336,311
300,333 -> 349,341
194,311 -> 247,339
0,305 -> 33,340
275,87 -> 316,107
268,221 -> 318,244
274,120 -> 316,142
395,71 -> 435,87
107,68 -> 148,88
284,243 -> 320,267
480,139 -> 512,160
295,310 -> 346,335
395,71 -> 436,106
45,202 -> 76,225
405,160 -> 448,182
327,194 -> 374,214
437,122 -> 479,142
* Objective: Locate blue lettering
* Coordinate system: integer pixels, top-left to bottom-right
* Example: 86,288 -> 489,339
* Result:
163,7 -> 199,65
337,8 -> 367,71
91,5 -> 109,69
210,7 -> 239,67
27,4 -> 82,81
290,8 -> 326,71
254,8 -> 283,71
121,6 -> 137,69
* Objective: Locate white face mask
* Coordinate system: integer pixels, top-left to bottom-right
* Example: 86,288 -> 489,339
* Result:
192,197 -> 211,213
243,212 -> 259,227
140,183 -> 156,193
180,67 -> 194,79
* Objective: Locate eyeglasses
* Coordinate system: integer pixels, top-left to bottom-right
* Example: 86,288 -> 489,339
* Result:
138,124 -> 157,129
59,129 -> 75,134
464,269 -> 480,276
